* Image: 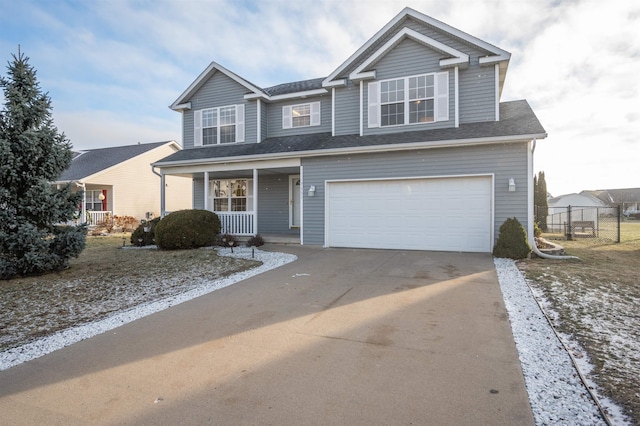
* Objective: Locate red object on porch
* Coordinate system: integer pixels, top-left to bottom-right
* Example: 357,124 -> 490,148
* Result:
101,189 -> 107,211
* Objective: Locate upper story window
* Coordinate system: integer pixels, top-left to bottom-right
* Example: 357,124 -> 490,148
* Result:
368,71 -> 449,128
282,101 -> 321,129
194,104 -> 245,146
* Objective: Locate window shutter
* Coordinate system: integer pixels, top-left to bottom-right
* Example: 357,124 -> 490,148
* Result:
310,102 -> 321,126
436,72 -> 449,122
194,110 -> 203,146
367,82 -> 380,128
236,104 -> 245,142
282,105 -> 292,129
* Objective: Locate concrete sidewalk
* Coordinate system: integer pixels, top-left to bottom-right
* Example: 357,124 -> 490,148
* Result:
0,246 -> 534,425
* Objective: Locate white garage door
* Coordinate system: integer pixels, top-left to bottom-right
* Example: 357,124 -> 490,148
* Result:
326,176 -> 492,252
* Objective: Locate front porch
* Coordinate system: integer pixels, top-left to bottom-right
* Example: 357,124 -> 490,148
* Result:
156,159 -> 303,241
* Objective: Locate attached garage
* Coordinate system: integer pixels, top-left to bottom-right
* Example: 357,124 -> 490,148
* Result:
325,175 -> 493,252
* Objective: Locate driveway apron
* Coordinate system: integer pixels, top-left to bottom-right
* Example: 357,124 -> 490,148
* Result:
0,246 -> 534,425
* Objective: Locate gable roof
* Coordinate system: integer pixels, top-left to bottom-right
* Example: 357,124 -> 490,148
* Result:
170,7 -> 511,108
56,141 -> 178,182
323,7 -> 510,90
170,61 -> 267,111
154,100 -> 544,167
582,188 -> 640,204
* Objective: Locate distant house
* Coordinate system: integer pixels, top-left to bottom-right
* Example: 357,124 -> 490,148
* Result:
546,193 -> 606,231
153,7 -> 547,252
582,188 -> 640,216
53,141 -> 192,224
548,193 -> 607,209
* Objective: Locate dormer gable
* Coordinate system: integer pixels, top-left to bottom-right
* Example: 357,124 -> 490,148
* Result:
323,7 -> 511,95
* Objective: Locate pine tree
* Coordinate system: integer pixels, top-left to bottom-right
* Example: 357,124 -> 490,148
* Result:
534,171 -> 548,231
0,51 -> 86,279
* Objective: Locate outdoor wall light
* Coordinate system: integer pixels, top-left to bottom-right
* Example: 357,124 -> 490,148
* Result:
98,192 -> 106,201
308,185 -> 316,197
508,178 -> 516,192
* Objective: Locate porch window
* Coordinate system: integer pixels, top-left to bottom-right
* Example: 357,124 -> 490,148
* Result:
86,190 -> 104,210
210,179 -> 254,212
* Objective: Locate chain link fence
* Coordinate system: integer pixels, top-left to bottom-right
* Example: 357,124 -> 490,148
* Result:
535,205 -> 621,242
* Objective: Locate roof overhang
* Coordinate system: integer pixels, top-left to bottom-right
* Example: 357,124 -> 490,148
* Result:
244,88 -> 329,102
153,133 -> 546,170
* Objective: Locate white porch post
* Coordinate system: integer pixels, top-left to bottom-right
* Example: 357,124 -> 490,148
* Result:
253,168 -> 258,235
160,174 -> 166,216
204,171 -> 209,211
81,182 -> 86,224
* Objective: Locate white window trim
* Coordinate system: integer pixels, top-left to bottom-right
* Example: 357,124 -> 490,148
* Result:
367,71 -> 449,128
194,104 -> 245,146
282,101 -> 321,129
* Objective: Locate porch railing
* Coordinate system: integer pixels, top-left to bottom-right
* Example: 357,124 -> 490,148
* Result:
217,212 -> 255,236
86,210 -> 112,225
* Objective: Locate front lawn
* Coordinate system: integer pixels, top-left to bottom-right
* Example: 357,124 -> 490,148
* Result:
518,221 -> 640,424
0,236 -> 261,352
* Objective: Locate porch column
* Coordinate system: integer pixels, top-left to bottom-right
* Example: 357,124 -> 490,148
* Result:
81,182 -> 86,225
253,168 -> 258,235
203,171 -> 209,211
160,174 -> 166,217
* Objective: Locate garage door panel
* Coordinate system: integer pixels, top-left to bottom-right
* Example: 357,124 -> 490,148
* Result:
327,176 -> 492,252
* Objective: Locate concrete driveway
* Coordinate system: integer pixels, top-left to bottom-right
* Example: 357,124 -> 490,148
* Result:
0,246 -> 533,425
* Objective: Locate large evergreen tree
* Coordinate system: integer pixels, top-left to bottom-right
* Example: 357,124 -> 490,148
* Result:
0,51 -> 86,279
534,171 -> 549,231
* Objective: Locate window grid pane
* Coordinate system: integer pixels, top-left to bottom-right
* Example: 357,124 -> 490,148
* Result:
203,127 -> 217,145
292,104 -> 311,127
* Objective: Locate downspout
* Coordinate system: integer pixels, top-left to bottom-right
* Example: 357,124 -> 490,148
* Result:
528,139 -> 579,260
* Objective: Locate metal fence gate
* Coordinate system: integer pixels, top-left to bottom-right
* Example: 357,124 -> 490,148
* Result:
535,205 -> 621,242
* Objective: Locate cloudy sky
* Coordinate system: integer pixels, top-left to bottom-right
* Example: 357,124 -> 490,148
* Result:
0,0 -> 638,196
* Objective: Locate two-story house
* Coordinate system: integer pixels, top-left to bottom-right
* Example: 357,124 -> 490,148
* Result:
153,7 -> 547,253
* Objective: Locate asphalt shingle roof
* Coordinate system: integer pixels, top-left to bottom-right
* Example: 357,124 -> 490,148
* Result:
57,141 -> 172,181
155,100 -> 545,165
263,77 -> 326,97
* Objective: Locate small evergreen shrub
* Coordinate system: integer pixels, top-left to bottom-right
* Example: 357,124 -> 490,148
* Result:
534,221 -> 542,238
493,217 -> 531,259
154,210 -> 221,250
130,217 -> 161,246
216,233 -> 239,248
246,234 -> 265,247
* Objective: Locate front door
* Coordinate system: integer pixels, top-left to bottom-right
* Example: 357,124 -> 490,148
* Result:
289,175 -> 301,228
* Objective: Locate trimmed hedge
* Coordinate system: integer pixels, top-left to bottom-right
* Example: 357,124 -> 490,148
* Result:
493,217 -> 531,259
154,210 -> 221,250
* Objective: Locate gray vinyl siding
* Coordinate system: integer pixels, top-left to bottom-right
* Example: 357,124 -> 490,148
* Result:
256,173 -> 298,235
301,142 -> 529,247
458,58 -> 496,123
266,96 -> 331,138
260,100 -> 268,142
193,178 -> 204,209
363,38 -> 455,135
181,72 -> 257,148
334,81 -> 360,136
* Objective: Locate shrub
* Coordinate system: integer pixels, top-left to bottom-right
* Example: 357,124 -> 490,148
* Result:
114,215 -> 139,232
534,221 -> 542,238
246,234 -> 265,247
130,217 -> 161,246
154,210 -> 221,250
216,233 -> 239,248
493,217 -> 531,259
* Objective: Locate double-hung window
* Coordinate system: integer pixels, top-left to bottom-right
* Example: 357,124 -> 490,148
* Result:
210,179 -> 254,212
368,71 -> 449,128
85,190 -> 104,211
194,104 -> 245,146
282,101 -> 321,129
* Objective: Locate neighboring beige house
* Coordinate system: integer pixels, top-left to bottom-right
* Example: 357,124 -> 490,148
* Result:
53,141 -> 192,224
